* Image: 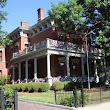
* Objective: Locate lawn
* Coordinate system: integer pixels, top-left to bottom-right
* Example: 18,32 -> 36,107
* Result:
18,90 -> 110,105
18,91 -> 55,104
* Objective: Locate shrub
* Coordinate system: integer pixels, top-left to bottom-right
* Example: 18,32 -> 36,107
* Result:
60,96 -> 74,107
27,82 -> 41,92
3,86 -> 14,110
0,75 -> 6,85
39,83 -> 50,92
59,93 -> 89,107
16,84 -> 22,92
52,81 -> 64,91
0,85 -> 3,90
21,83 -> 28,92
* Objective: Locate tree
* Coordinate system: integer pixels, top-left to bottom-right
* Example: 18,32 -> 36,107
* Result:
48,0 -> 110,87
48,0 -> 110,54
0,0 -> 12,47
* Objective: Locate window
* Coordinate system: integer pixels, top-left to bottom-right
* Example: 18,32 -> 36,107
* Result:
15,45 -> 19,52
0,70 -> 2,75
40,27 -> 42,31
0,51 -> 2,62
45,24 -> 47,28
11,48 -> 14,57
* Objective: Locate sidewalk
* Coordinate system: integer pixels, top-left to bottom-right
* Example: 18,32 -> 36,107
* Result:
75,102 -> 110,110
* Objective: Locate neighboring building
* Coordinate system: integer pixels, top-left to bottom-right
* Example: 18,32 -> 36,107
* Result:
2,8 -> 104,86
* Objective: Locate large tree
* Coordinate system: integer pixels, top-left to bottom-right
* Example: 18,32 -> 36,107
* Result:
48,0 -> 110,86
48,0 -> 110,55
0,0 -> 12,46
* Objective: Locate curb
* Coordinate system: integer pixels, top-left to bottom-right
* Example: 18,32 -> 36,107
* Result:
19,100 -> 76,110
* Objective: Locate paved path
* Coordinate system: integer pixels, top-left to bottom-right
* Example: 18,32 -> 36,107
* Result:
18,100 -> 110,110
18,100 -> 73,110
75,102 -> 110,110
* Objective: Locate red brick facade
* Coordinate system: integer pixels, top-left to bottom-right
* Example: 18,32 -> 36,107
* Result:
1,8 -> 103,85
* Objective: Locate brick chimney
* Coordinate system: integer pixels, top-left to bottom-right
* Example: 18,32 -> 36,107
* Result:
37,8 -> 44,22
20,21 -> 28,28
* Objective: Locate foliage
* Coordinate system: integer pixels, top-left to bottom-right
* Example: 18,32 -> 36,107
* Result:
20,83 -> 28,92
59,93 -> 89,107
48,0 -> 84,33
0,75 -> 6,85
52,81 -> 64,91
48,0 -> 110,56
2,86 -> 14,110
0,0 -> 12,47
27,82 -> 41,92
60,96 -> 74,107
39,83 -> 50,92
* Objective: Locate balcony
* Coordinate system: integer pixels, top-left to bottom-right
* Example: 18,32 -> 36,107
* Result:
12,38 -> 102,59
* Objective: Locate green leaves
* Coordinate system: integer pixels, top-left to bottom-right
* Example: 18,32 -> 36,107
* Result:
48,0 -> 84,33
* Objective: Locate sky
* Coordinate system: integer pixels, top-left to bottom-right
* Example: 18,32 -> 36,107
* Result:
1,0 -> 67,33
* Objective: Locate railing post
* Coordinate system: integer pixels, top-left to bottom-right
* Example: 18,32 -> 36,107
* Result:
81,85 -> 84,107
0,90 -> 5,110
54,90 -> 57,104
73,86 -> 78,108
34,44 -> 36,51
14,90 -> 18,110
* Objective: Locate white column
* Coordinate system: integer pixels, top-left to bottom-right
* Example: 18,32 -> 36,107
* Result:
34,58 -> 37,82
18,62 -> 21,83
66,55 -> 70,77
94,59 -> 99,83
12,66 -> 15,84
47,53 -> 52,86
25,60 -> 28,83
81,57 -> 85,82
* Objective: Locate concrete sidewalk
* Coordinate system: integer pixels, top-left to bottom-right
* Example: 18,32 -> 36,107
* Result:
74,102 -> 110,110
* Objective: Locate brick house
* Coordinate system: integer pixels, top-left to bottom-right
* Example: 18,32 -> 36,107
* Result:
1,8 -> 104,86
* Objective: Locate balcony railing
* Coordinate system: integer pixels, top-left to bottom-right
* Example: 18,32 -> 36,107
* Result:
12,38 -> 102,59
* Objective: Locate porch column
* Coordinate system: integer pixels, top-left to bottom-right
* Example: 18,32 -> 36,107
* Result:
66,55 -> 70,77
18,62 -> 21,83
47,53 -> 52,86
94,59 -> 99,83
25,60 -> 28,83
12,66 -> 15,84
34,58 -> 37,82
81,57 -> 85,82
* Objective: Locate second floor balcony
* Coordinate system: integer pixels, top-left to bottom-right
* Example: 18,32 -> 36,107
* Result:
12,38 -> 103,59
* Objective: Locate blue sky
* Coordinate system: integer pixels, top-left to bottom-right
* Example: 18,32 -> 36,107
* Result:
1,0 -> 67,33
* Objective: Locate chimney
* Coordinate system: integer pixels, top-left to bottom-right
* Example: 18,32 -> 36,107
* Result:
37,8 -> 44,22
20,21 -> 28,28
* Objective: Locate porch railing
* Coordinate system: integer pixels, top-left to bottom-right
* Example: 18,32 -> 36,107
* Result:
12,38 -> 102,59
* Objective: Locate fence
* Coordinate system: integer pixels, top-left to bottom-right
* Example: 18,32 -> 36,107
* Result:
54,85 -> 110,108
0,90 -> 18,110
84,86 -> 110,105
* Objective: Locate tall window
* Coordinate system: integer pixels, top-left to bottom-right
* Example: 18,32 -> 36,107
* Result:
0,70 -> 2,75
0,51 -> 2,62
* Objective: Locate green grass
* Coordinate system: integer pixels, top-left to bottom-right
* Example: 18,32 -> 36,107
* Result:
18,90 -> 110,105
18,91 -> 55,104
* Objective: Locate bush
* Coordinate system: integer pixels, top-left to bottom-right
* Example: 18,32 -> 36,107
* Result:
16,84 -> 22,92
39,83 -> 50,92
0,75 -> 6,85
27,82 -> 41,92
59,93 -> 89,107
60,96 -> 74,107
3,86 -> 14,110
0,85 -> 3,90
21,83 -> 28,92
52,81 -> 64,91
